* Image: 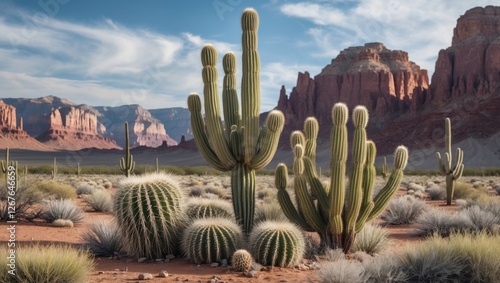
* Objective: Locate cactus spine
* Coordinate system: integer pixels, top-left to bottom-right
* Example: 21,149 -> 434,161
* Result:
114,173 -> 185,259
181,217 -> 242,264
249,221 -> 305,268
119,122 -> 135,177
51,157 -> 57,180
187,8 -> 284,234
275,103 -> 408,253
436,117 -> 464,205
232,249 -> 253,272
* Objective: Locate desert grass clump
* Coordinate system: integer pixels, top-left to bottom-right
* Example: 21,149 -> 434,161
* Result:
40,199 -> 84,224
102,181 -> 113,189
76,183 -> 95,195
114,173 -> 185,259
203,185 -> 227,199
52,219 -> 74,227
81,220 -> 125,257
36,180 -> 77,199
249,221 -> 305,268
181,217 -> 242,264
84,189 -> 113,212
453,181 -> 488,201
427,186 -> 446,200
494,184 -> 500,195
362,256 -> 407,283
460,205 -> 500,234
185,198 -> 233,220
0,244 -> 93,283
318,260 -> 366,283
232,249 -> 253,272
352,224 -> 391,255
413,208 -> 474,237
0,181 -> 43,220
189,186 -> 203,197
253,201 -> 289,224
382,195 -> 426,225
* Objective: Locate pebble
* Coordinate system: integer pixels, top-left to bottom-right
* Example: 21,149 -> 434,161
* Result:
210,262 -> 219,268
166,254 -> 176,260
137,257 -> 147,263
138,273 -> 153,280
245,270 -> 257,277
159,270 -> 169,277
220,259 -> 228,267
155,258 -> 165,262
97,271 -> 104,275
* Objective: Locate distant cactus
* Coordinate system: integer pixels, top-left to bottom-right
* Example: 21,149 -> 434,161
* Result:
436,118 -> 464,205
232,249 -> 253,272
275,103 -> 408,253
185,198 -> 234,220
76,162 -> 81,177
119,122 -> 135,177
181,217 -> 242,264
51,158 -> 57,180
249,221 -> 305,268
187,8 -> 284,234
114,173 -> 185,259
381,157 -> 391,180
1,147 -> 17,188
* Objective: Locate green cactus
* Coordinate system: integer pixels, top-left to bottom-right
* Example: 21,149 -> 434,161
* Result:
232,249 -> 253,272
187,8 -> 284,234
275,103 -> 409,253
185,198 -> 234,220
76,162 -> 81,177
249,221 -> 305,268
113,173 -> 185,259
436,117 -> 464,205
381,157 -> 390,180
51,158 -> 57,180
156,157 -> 159,174
119,122 -> 135,177
181,217 -> 242,264
1,148 -> 17,187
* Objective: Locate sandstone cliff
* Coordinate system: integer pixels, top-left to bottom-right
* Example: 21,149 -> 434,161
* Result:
149,108 -> 193,143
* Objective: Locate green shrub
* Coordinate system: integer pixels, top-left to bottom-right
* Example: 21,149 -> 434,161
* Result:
36,181 -> 76,199
0,244 -> 93,283
40,199 -> 84,224
352,224 -> 391,255
81,220 -> 125,257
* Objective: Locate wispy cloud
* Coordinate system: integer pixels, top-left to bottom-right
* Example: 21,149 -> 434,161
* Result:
280,0 -> 497,75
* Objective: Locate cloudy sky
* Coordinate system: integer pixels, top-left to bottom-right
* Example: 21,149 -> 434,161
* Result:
0,0 -> 496,111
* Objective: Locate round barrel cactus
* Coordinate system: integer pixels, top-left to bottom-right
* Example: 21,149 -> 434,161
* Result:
249,221 -> 305,268
232,249 -> 253,272
182,217 -> 242,264
185,198 -> 234,220
114,173 -> 185,259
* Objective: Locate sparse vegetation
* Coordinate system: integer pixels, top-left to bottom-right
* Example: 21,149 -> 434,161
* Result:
84,189 -> 113,212
40,199 -> 84,224
81,220 -> 125,257
382,195 -> 426,225
352,224 -> 391,255
35,180 -> 77,200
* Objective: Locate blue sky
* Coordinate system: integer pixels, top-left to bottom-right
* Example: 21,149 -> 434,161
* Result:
0,0 -> 497,111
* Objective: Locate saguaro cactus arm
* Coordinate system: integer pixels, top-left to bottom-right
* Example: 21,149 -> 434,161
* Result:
249,110 -> 284,170
222,52 -> 241,138
1,147 -> 12,173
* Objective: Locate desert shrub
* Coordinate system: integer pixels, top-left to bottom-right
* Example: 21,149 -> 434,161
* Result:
84,189 -> 113,212
398,233 -> 500,282
76,183 -> 95,195
81,220 -> 125,257
201,193 -> 219,200
253,202 -> 289,224
203,185 -> 226,199
189,187 -> 203,197
318,260 -> 366,283
460,205 -> 500,234
362,255 -> 407,283
185,198 -> 233,220
36,181 -> 77,199
40,199 -> 84,224
0,181 -> 43,221
352,224 -> 391,255
408,182 -> 425,192
427,186 -> 446,200
414,208 -> 474,237
324,248 -> 346,261
494,184 -> 500,195
382,195 -> 426,225
0,244 -> 93,283
102,181 -> 113,189
453,181 -> 490,201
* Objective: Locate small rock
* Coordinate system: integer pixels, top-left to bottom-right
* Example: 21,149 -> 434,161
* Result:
159,270 -> 169,277
165,254 -> 176,260
210,262 -> 219,268
155,258 -> 165,262
245,270 -> 257,277
210,279 -> 218,283
138,273 -> 154,280
220,259 -> 228,267
260,266 -> 269,272
97,271 -> 104,275
137,257 -> 147,263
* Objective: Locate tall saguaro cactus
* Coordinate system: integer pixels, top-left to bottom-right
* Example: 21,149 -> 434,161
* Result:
187,8 -> 284,234
275,103 -> 408,253
119,122 -> 135,177
436,118 -> 464,205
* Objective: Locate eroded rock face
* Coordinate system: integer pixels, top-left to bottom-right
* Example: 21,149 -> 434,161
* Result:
0,100 -> 17,129
276,42 -> 429,130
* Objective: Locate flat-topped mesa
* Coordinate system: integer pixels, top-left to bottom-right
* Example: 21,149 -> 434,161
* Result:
276,42 -> 429,130
429,5 -> 500,107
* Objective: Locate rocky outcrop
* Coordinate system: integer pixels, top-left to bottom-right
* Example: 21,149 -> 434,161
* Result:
0,100 -> 17,130
149,108 -> 193,143
276,42 -> 429,131
95,105 -> 178,148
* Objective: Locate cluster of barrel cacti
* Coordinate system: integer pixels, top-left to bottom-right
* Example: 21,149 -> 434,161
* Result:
274,103 -> 409,252
436,117 -> 464,205
187,8 -> 285,235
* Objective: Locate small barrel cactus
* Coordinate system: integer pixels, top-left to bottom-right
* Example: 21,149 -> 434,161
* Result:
114,173 -> 185,259
232,249 -> 253,272
181,217 -> 242,264
185,198 -> 234,220
249,221 -> 305,268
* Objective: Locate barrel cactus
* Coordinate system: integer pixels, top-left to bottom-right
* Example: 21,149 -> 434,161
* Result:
249,221 -> 305,268
232,249 -> 253,272
114,173 -> 185,259
187,8 -> 285,234
181,217 -> 242,264
185,198 -> 234,220
275,103 -> 408,253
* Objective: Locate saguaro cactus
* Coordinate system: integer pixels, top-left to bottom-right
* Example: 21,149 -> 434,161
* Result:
51,158 -> 57,180
119,122 -> 135,177
275,103 -> 408,253
187,8 -> 284,234
436,117 -> 464,205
